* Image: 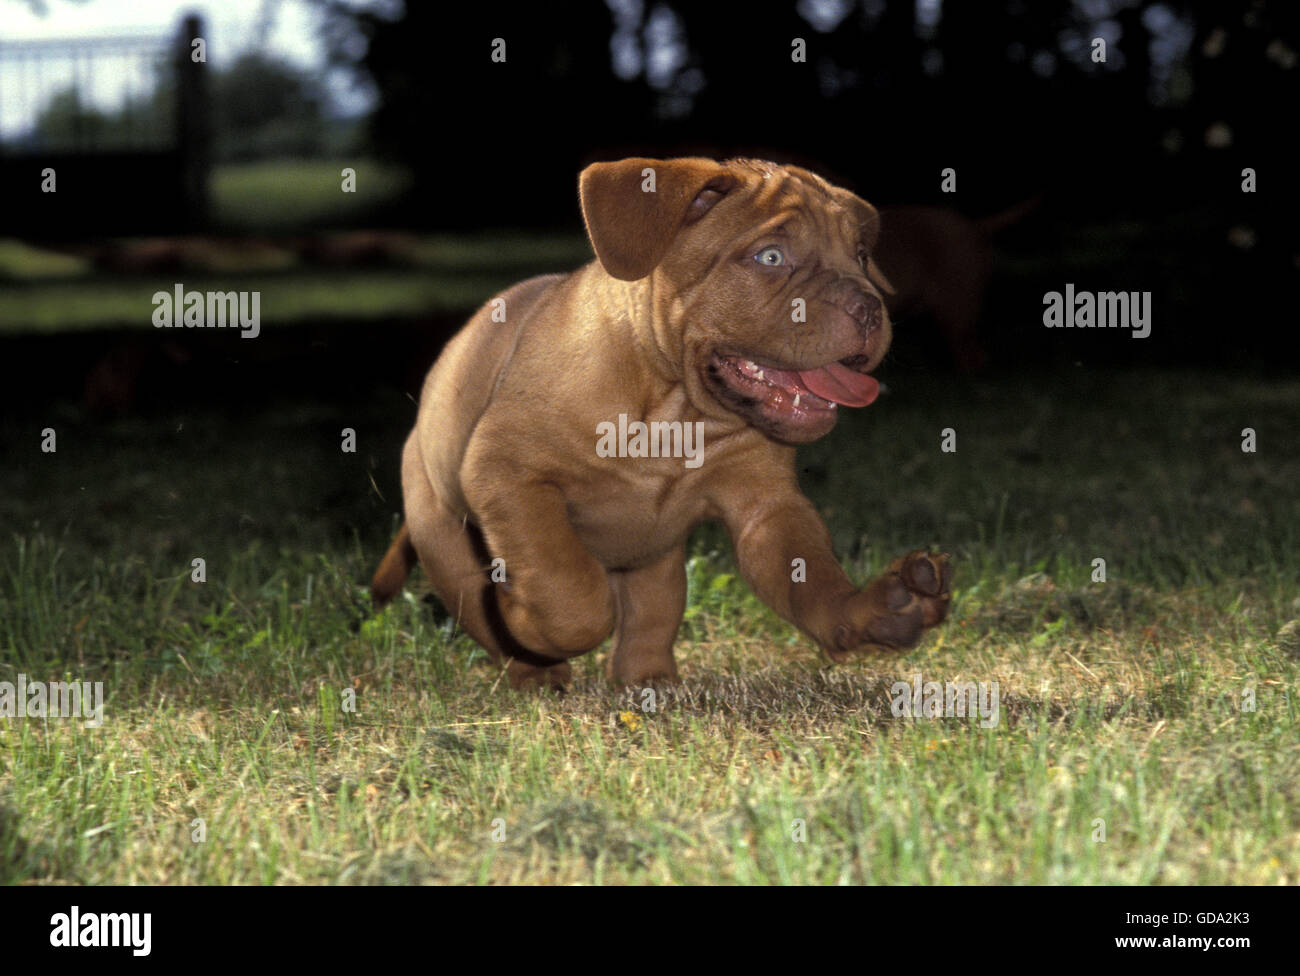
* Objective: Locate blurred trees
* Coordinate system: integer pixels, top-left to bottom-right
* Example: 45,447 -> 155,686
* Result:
210,54 -> 330,161
29,52 -> 332,161
313,0 -> 1296,228
30,85 -> 172,150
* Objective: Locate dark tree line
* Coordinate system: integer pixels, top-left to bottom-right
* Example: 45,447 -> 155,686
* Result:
316,0 -> 1297,237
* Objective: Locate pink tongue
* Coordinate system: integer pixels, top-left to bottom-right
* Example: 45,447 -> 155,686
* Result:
795,363 -> 880,407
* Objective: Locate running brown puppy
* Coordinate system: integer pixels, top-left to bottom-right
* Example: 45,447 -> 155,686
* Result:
373,157 -> 952,689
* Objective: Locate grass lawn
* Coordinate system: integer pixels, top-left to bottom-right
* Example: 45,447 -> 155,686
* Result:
1,365 -> 1297,885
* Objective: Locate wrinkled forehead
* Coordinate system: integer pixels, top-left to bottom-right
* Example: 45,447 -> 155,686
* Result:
727,158 -> 876,244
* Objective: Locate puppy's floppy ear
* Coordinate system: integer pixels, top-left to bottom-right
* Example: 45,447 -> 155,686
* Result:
580,157 -> 737,281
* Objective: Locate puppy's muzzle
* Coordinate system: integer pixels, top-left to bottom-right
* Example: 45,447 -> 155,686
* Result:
841,289 -> 884,336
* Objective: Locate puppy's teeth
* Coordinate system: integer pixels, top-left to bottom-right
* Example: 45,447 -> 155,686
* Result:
793,393 -> 801,407
756,370 -> 765,381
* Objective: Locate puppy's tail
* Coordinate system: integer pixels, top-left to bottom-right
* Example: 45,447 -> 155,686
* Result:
371,522 -> 417,608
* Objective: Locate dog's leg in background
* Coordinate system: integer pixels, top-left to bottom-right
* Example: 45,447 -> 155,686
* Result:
606,545 -> 687,686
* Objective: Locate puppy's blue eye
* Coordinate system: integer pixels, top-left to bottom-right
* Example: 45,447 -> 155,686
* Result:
755,246 -> 785,266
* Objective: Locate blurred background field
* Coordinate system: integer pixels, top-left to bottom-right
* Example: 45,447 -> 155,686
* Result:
0,1 -> 1292,359
0,158 -> 593,333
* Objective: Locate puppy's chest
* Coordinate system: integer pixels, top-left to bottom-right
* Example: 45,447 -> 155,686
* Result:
565,468 -> 711,569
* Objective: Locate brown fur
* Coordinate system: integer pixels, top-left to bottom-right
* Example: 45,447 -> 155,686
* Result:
373,157 -> 951,689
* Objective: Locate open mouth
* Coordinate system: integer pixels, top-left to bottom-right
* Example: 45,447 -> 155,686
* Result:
705,351 -> 880,441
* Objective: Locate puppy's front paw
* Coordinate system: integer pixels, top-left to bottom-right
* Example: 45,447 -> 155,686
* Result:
828,551 -> 952,662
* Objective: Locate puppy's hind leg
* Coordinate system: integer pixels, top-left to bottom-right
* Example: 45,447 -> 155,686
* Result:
606,545 -> 687,687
